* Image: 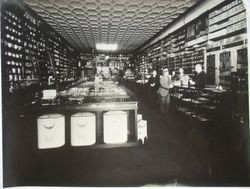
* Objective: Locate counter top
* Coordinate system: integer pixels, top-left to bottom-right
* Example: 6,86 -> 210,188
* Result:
173,85 -> 228,94
40,81 -> 138,106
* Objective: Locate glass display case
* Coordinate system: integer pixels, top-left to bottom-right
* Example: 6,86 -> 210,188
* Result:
170,86 -> 228,124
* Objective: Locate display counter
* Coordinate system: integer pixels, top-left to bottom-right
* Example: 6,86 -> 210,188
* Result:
170,86 -> 229,124
122,79 -> 147,98
37,81 -> 139,148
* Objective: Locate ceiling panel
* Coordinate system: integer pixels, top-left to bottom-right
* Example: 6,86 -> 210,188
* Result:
23,0 -> 199,53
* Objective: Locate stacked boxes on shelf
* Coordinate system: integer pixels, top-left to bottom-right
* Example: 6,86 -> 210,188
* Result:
208,0 -> 246,40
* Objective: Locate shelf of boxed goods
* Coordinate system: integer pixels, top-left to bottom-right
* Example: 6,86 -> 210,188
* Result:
208,0 -> 247,41
172,27 -> 186,41
193,48 -> 205,65
183,39 -> 206,75
151,42 -> 162,58
186,34 -> 208,47
171,30 -> 186,51
163,36 -> 172,48
159,57 -> 168,70
171,47 -> 186,72
163,44 -> 172,54
173,53 -> 184,72
209,0 -> 244,26
182,52 -> 193,74
134,54 -> 141,76
49,40 -> 77,89
39,50 -> 54,87
139,55 -> 149,77
172,42 -> 185,54
50,33 -> 79,88
36,29 -> 47,80
168,57 -> 175,72
51,35 -> 61,81
147,46 -> 154,59
150,58 -> 156,71
209,12 -> 246,34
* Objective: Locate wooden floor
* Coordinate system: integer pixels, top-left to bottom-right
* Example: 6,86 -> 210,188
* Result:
3,89 -> 250,187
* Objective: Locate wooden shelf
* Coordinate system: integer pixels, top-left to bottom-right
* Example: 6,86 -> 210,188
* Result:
209,0 -> 242,19
209,3 -> 245,26
208,27 -> 247,41
209,13 -> 246,34
2,3 -> 81,107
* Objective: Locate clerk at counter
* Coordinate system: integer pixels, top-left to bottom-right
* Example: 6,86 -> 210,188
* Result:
179,68 -> 189,87
189,64 -> 206,88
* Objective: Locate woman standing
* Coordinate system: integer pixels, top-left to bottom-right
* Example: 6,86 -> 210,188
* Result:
147,70 -> 159,108
179,68 -> 189,87
159,68 -> 173,114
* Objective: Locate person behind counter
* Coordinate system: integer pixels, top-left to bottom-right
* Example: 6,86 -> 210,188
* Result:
171,70 -> 182,86
158,68 -> 173,114
179,68 -> 189,87
171,70 -> 179,82
118,68 -> 124,84
147,70 -> 159,108
189,64 -> 206,88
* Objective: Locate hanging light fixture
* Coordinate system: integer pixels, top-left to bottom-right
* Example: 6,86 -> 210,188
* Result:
96,43 -> 118,51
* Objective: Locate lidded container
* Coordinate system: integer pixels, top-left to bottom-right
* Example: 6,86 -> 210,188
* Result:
37,113 -> 65,149
42,89 -> 57,100
70,112 -> 96,146
137,120 -> 148,144
103,111 -> 128,144
137,114 -> 143,122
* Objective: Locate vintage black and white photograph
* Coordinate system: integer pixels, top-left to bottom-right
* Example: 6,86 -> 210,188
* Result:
1,0 -> 250,188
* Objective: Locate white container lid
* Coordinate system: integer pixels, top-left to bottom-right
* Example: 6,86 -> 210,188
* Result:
42,89 -> 57,99
104,111 -> 127,116
38,113 -> 64,119
71,112 -> 95,117
137,114 -> 143,120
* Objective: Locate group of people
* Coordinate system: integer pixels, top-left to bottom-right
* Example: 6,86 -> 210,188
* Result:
147,64 -> 206,114
109,67 -> 124,84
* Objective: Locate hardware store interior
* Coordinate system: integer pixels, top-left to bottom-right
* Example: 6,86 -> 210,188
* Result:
1,0 -> 250,187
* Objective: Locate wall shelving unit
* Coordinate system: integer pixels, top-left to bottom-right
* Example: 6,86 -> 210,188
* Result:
207,0 -> 247,88
2,3 -> 81,110
132,0 -> 247,89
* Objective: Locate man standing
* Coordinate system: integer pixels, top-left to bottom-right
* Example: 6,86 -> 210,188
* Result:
159,68 -> 173,114
190,64 -> 206,88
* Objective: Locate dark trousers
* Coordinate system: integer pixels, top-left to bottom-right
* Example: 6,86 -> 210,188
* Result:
147,87 -> 158,108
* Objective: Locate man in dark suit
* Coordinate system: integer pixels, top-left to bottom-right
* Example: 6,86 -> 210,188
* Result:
190,64 -> 206,88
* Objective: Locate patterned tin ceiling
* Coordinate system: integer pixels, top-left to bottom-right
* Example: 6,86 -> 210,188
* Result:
23,0 -> 199,53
